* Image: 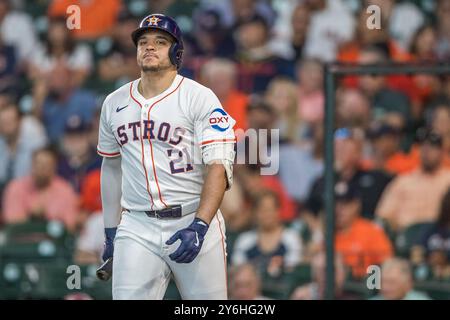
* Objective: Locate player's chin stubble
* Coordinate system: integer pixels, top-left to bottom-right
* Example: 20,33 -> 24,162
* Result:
140,60 -> 172,73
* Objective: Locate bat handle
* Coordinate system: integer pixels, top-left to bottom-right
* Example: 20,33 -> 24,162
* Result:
96,257 -> 113,281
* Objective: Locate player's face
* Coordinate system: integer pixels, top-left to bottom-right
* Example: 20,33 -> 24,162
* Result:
136,30 -> 174,72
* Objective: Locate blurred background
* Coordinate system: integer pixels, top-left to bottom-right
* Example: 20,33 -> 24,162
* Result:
0,0 -> 450,300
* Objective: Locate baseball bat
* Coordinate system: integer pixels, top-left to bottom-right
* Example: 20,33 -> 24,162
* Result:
96,257 -> 113,281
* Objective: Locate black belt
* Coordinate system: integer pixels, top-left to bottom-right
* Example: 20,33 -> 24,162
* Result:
124,205 -> 183,219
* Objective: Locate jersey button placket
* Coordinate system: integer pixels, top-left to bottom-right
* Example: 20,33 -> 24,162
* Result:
143,104 -> 156,200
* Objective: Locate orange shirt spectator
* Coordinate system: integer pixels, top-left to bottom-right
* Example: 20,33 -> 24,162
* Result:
223,90 -> 248,132
338,41 -> 419,102
362,123 -> 418,175
48,0 -> 122,40
336,217 -> 393,279
2,175 -> 79,231
80,169 -> 101,212
361,153 -> 417,175
405,144 -> 450,170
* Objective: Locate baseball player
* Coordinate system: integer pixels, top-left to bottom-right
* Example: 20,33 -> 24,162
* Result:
97,13 -> 236,299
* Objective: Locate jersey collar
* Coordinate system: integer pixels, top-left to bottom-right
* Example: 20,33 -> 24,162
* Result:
132,74 -> 182,106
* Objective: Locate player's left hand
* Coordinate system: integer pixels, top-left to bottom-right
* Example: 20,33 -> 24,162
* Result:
166,217 -> 209,263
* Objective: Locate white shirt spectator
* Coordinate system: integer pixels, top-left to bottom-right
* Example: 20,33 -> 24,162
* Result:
31,43 -> 93,73
304,0 -> 355,62
0,10 -> 38,63
76,212 -> 104,261
279,143 -> 324,202
0,116 -> 48,185
232,227 -> 303,268
389,2 -> 425,50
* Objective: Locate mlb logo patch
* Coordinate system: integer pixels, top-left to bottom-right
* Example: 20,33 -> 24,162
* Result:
209,108 -> 230,132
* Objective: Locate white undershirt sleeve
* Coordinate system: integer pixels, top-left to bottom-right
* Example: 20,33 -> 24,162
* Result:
100,157 -> 123,228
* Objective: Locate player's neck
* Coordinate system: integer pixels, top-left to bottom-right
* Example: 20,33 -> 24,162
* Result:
138,70 -> 177,99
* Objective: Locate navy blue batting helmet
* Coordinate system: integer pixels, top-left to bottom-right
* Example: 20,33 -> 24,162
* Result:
131,14 -> 184,69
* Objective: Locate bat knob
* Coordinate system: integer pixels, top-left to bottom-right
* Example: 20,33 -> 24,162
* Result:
96,257 -> 113,281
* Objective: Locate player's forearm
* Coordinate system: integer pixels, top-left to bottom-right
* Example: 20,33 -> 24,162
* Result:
195,162 -> 227,225
101,157 -> 123,228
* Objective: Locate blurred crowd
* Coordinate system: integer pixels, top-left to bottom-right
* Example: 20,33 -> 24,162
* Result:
0,0 -> 450,300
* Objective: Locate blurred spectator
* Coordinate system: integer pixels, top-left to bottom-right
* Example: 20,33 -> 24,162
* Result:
0,103 -> 47,196
29,16 -> 93,93
80,169 -> 101,214
336,88 -> 371,129
278,123 -> 324,204
338,7 -> 412,65
0,0 -> 38,64
334,181 -> 393,279
238,163 -> 296,222
406,104 -> 450,170
364,122 -> 416,175
289,3 -> 310,61
305,128 -> 392,220
146,0 -> 176,13
358,46 -> 411,126
290,251 -> 351,300
220,178 -> 253,261
0,34 -> 19,95
57,115 -> 102,193
265,77 -> 302,143
232,190 -> 303,276
30,54 -> 97,143
207,0 -> 275,29
338,9 -> 416,105
48,0 -> 122,40
364,0 -> 424,50
187,8 -> 236,59
371,258 -> 431,300
417,188 -> 450,279
98,10 -> 140,85
233,14 -> 294,93
303,0 -> 355,62
2,147 -> 79,231
410,24 -> 438,62
409,25 -> 442,118
228,263 -> 270,300
199,58 -> 248,132
376,129 -> 450,232
237,96 -> 278,169
74,210 -> 103,265
296,59 -> 324,127
436,0 -> 450,61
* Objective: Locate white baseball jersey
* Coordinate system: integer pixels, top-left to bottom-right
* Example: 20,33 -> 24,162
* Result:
97,74 -> 236,211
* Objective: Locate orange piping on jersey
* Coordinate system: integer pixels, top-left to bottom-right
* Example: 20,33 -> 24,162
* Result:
216,214 -> 228,297
130,81 -> 155,210
97,149 -> 121,157
147,76 -> 185,208
201,138 -> 237,146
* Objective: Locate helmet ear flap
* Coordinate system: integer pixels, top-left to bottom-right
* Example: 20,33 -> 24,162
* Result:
169,42 -> 184,69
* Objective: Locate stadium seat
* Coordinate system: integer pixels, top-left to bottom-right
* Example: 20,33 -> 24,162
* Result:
395,222 -> 434,258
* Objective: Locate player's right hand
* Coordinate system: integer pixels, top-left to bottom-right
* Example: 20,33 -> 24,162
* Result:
102,227 -> 117,262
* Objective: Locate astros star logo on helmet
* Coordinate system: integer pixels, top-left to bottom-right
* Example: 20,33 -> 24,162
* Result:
146,16 -> 161,26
